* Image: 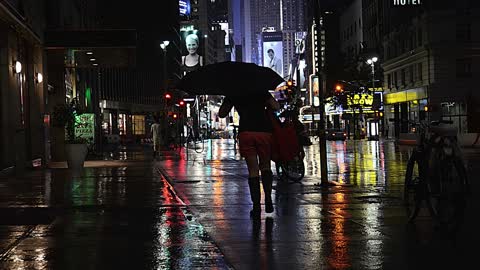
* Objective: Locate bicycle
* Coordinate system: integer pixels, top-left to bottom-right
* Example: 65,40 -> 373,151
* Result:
404,120 -> 469,231
275,152 -> 305,182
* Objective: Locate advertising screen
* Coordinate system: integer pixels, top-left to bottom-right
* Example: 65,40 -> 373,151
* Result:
310,75 -> 320,106
262,31 -> 283,77
180,25 -> 203,74
179,0 -> 191,17
295,32 -> 307,55
263,41 -> 283,77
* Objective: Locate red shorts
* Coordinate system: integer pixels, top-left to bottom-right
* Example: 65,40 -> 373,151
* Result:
238,132 -> 272,159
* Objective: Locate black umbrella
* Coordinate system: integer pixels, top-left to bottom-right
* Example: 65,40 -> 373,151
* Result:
177,61 -> 284,97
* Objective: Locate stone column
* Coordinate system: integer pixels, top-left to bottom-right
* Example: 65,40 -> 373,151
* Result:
46,49 -> 67,161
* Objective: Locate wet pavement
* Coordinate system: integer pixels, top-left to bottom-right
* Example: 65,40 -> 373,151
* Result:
0,139 -> 479,269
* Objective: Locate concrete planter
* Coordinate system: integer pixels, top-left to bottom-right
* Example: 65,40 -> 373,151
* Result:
65,144 -> 88,172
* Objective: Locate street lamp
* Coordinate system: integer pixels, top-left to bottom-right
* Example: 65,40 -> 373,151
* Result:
160,40 -> 170,89
366,57 -> 378,88
15,61 -> 22,73
366,57 -> 380,140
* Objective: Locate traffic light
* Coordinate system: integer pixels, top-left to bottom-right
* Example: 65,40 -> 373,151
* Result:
287,80 -> 293,88
165,93 -> 172,106
335,84 -> 343,94
179,100 -> 185,106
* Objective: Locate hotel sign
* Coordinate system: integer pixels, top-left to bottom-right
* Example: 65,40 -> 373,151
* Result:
393,0 -> 421,6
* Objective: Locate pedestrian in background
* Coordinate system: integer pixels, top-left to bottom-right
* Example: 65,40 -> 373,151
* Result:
151,117 -> 162,158
219,93 -> 280,218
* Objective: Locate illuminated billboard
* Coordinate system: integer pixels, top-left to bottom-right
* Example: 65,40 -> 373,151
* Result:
295,32 -> 307,55
310,75 -> 319,106
262,31 -> 283,77
179,0 -> 191,17
219,22 -> 230,46
180,25 -> 203,74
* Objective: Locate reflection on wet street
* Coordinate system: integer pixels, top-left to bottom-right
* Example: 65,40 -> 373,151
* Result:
1,139 -> 479,269
0,165 -> 229,269
164,139 -> 480,269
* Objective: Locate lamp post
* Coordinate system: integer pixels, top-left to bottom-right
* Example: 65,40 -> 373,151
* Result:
312,0 -> 329,186
366,57 -> 378,88
367,57 -> 379,139
160,40 -> 170,89
160,41 -> 170,147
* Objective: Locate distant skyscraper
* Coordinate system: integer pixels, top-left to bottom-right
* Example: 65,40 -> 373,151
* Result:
230,0 -> 306,76
238,0 -> 281,65
281,0 -> 307,77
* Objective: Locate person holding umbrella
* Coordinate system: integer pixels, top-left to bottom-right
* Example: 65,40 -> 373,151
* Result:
178,61 -> 285,217
218,92 -> 280,218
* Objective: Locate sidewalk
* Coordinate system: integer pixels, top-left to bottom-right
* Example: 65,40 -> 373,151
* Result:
0,140 -> 478,269
0,151 -> 231,269
157,139 -> 480,269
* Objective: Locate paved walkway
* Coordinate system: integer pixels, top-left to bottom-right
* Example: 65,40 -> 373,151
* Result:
158,139 -> 480,269
0,140 -> 478,269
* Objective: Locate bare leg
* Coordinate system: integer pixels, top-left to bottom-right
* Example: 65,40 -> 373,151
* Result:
244,155 -> 260,177
259,155 -> 274,213
244,155 -> 261,217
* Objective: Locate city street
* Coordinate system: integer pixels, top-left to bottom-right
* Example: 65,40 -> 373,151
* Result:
1,139 -> 478,269
1,1 -> 480,269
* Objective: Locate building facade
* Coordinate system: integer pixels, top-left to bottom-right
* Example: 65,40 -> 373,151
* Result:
0,0 -> 47,172
340,0 -> 363,60
1,1 -> 181,171
382,0 -> 480,140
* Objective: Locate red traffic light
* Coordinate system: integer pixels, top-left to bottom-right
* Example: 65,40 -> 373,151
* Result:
165,93 -> 172,99
179,100 -> 185,106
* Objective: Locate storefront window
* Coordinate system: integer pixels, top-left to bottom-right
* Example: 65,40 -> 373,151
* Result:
441,102 -> 468,133
102,112 -> 112,135
118,113 -> 127,135
132,115 -> 145,135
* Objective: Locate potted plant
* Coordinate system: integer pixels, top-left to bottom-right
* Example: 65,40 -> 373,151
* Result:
51,98 -> 88,171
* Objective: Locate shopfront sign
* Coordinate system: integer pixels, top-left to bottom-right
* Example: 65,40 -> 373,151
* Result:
75,113 -> 95,143
393,0 -> 421,6
348,94 -> 374,107
384,87 -> 427,105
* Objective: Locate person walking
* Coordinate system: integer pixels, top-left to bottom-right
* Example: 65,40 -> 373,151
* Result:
218,92 -> 280,218
151,117 -> 162,158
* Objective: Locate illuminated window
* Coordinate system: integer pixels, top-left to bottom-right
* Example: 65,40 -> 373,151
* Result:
118,114 -> 127,135
132,115 -> 145,135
